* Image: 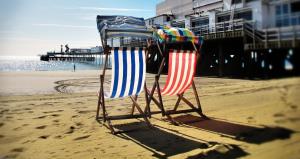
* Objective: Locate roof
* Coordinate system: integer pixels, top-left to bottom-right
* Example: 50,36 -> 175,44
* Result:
96,15 -> 153,41
154,26 -> 203,44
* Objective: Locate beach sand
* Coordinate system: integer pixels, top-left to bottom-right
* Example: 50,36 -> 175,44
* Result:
0,70 -> 300,158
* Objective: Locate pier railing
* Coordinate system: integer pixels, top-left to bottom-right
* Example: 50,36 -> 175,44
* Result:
244,23 -> 300,49
190,19 -> 300,49
191,19 -> 246,35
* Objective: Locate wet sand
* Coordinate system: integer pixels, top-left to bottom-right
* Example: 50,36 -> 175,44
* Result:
0,70 -> 299,158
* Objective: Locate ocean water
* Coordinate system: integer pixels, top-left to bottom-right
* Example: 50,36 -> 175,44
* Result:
0,56 -> 104,71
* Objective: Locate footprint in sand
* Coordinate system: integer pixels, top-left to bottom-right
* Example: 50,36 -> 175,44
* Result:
0,135 -> 4,138
11,148 -> 24,152
36,125 -> 47,129
13,127 -> 22,131
0,109 -> 9,114
75,122 -> 83,127
72,115 -> 79,118
65,126 -> 75,134
77,110 -> 94,114
34,115 -> 47,119
290,105 -> 298,109
0,123 -> 4,127
51,114 -> 60,117
274,113 -> 285,117
73,135 -> 90,140
39,135 -> 50,139
22,124 -> 29,127
43,110 -> 64,114
52,119 -> 60,123
54,135 -> 63,139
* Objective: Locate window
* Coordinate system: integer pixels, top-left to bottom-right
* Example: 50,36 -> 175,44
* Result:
232,0 -> 242,4
291,2 -> 300,13
245,0 -> 257,2
292,17 -> 298,25
217,15 -> 230,22
234,11 -> 252,20
276,19 -> 282,27
276,5 -> 282,15
275,3 -> 294,27
283,4 -> 289,14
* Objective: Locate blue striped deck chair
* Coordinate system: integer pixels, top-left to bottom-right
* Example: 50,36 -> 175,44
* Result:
96,47 -> 151,134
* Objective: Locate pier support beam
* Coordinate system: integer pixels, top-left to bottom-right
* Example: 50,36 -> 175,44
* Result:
218,43 -> 224,77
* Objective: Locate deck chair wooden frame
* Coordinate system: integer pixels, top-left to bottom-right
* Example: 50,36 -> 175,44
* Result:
96,45 -> 152,134
95,15 -> 154,134
146,41 -> 208,124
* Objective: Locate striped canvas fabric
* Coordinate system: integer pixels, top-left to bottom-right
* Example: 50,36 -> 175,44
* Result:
155,26 -> 203,45
161,50 -> 197,96
104,47 -> 146,98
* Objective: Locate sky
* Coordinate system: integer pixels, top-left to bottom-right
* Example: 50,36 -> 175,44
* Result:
0,0 -> 163,56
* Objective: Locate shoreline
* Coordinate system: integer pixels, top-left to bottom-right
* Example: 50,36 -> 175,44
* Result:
0,70 -> 101,96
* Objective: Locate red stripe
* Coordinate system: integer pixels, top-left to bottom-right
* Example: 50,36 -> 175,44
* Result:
177,53 -> 192,94
167,50 -> 187,95
162,50 -> 180,95
179,51 -> 196,94
161,50 -> 175,93
161,50 -> 197,96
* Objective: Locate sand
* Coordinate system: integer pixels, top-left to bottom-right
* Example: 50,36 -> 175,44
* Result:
0,70 -> 300,159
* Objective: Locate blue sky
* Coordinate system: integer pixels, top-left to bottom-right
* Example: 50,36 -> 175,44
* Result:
0,0 -> 163,56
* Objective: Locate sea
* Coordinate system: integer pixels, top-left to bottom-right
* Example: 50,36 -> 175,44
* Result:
0,56 -> 105,71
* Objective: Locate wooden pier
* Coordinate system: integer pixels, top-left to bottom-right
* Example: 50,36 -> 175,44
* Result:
40,51 -> 107,66
147,19 -> 300,78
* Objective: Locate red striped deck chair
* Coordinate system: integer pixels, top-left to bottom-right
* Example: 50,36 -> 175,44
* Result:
96,15 -> 153,134
146,26 -> 207,123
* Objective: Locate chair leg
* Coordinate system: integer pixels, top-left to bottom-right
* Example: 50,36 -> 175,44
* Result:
155,76 -> 166,116
106,120 -> 116,134
96,92 -> 101,119
130,96 -> 152,128
191,81 -> 208,119
131,95 -> 138,115
100,75 -> 107,122
192,81 -> 202,112
173,93 -> 183,111
144,84 -> 151,118
146,81 -> 156,108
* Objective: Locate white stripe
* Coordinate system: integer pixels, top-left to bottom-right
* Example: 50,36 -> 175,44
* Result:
114,50 -> 123,98
174,51 -> 190,94
132,49 -> 140,94
162,50 -> 177,94
167,52 -> 183,95
137,49 -> 146,94
124,48 -> 132,96
106,51 -> 115,98
181,52 -> 195,92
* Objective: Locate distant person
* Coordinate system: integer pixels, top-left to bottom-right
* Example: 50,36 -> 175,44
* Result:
73,64 -> 76,72
61,45 -> 63,53
65,44 -> 69,53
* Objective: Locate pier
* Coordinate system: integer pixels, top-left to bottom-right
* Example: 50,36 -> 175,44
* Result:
190,19 -> 300,78
40,51 -> 107,66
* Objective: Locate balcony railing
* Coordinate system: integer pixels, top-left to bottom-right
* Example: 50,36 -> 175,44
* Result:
190,19 -> 246,35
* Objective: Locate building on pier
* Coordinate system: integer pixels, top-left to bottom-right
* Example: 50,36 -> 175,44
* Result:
146,0 -> 300,78
40,46 -> 104,64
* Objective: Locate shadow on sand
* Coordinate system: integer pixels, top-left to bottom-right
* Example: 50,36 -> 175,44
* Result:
114,122 -> 248,158
172,114 -> 294,144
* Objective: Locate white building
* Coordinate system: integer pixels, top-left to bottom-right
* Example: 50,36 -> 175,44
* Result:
150,0 -> 300,30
